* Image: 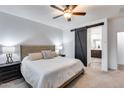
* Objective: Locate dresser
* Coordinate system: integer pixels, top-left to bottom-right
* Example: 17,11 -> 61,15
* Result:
0,62 -> 22,84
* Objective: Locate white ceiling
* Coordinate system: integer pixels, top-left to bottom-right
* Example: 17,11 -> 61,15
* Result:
0,5 -> 123,30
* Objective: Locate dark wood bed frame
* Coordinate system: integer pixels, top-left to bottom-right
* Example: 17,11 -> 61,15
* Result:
20,45 -> 84,88
59,69 -> 84,88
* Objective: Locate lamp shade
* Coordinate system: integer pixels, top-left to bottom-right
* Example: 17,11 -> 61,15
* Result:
56,45 -> 63,50
2,46 -> 15,54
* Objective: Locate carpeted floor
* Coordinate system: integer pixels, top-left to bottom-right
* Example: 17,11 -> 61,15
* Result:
0,64 -> 124,88
67,66 -> 124,88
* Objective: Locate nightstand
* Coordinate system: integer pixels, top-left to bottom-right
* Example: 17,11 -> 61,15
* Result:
0,61 -> 22,84
59,54 -> 66,57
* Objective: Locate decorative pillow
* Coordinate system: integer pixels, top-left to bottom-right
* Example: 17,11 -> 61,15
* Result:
28,53 -> 43,61
41,50 -> 53,59
51,51 -> 58,57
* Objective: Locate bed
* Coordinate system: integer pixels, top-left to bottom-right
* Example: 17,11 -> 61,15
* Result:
20,45 -> 84,88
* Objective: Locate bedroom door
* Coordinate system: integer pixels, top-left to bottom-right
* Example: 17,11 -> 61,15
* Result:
75,28 -> 87,66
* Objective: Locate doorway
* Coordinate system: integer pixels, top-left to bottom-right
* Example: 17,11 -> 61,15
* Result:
74,19 -> 108,71
117,32 -> 124,70
87,26 -> 102,70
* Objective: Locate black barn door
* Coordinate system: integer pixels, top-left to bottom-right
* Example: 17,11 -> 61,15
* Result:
75,28 -> 87,66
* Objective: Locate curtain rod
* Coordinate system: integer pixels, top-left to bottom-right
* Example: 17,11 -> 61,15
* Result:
71,22 -> 104,32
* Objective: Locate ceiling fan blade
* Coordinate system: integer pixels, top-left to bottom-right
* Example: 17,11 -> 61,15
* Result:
71,5 -> 77,10
53,14 -> 63,19
73,12 -> 86,16
50,5 -> 64,12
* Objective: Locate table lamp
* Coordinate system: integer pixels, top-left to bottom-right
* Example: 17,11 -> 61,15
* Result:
2,46 -> 15,63
56,45 -> 63,55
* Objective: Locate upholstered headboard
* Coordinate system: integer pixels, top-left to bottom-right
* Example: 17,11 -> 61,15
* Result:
20,45 -> 55,60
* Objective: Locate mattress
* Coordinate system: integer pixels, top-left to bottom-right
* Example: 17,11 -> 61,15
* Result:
21,56 -> 84,88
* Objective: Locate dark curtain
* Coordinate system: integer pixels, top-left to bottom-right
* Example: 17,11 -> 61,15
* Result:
75,27 -> 87,66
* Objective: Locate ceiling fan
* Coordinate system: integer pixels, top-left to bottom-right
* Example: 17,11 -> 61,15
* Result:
50,5 -> 86,22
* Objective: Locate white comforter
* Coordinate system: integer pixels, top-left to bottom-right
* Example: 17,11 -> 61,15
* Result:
21,56 -> 84,88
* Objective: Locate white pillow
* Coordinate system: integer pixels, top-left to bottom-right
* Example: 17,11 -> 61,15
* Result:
42,50 -> 53,59
29,53 -> 43,61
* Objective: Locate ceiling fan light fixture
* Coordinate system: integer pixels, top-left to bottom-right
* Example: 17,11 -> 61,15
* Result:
50,5 -> 86,22
64,12 -> 72,21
